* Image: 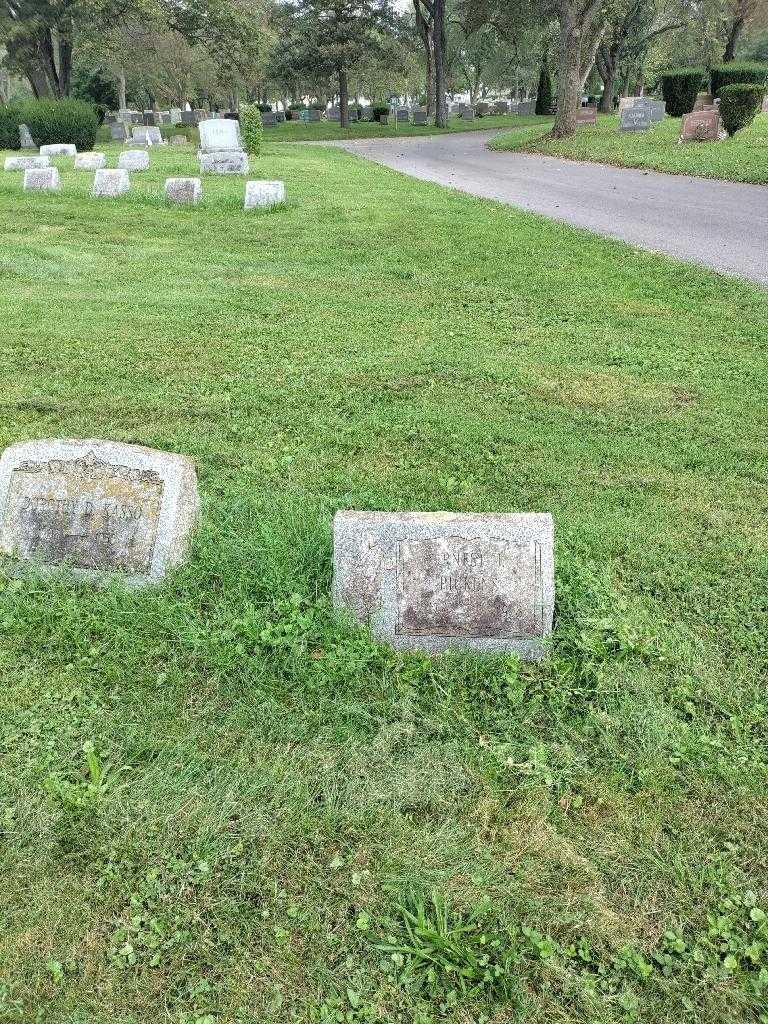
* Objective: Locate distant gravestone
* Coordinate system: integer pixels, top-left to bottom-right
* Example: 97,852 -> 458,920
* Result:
198,117 -> 243,151
4,155 -> 49,171
19,124 -> 35,149
275,111 -> 286,123
327,107 -> 341,122
396,108 -> 410,122
23,167 -> 60,192
620,104 -> 652,131
680,110 -> 721,142
333,511 -> 554,660
412,111 -> 429,125
693,92 -> 715,111
462,108 -> 475,120
170,134 -> 188,145
307,109 -> 322,122
576,105 -> 597,125
244,180 -> 285,209
181,110 -> 195,125
111,123 -> 129,142
93,169 -> 130,197
0,439 -> 199,586
118,150 -> 150,171
493,101 -> 509,114
361,106 -> 373,120
193,109 -> 207,123
199,151 -> 249,174
39,143 -> 76,157
170,108 -> 182,125
165,177 -> 202,205
261,112 -> 278,127
518,100 -> 535,116
143,110 -> 158,126
74,152 -> 107,170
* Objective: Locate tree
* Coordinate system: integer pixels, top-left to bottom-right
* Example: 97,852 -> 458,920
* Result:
535,50 -> 554,110
722,0 -> 761,60
552,0 -> 606,137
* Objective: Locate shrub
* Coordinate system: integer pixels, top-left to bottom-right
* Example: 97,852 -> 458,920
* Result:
240,104 -> 263,155
310,102 -> 324,110
711,61 -> 768,96
19,98 -> 99,151
256,103 -> 272,113
535,64 -> 553,115
661,67 -> 706,116
0,103 -> 23,150
372,104 -> 389,122
718,83 -> 764,135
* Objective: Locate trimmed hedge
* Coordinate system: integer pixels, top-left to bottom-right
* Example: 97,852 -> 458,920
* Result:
661,67 -> 706,116
240,104 -> 263,156
0,103 -> 23,150
536,64 -> 553,115
372,104 -> 389,121
20,98 -> 99,151
718,83 -> 764,135
711,61 -> 768,96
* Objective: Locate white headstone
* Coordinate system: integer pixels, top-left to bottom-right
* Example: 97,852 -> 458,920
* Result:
39,144 -> 77,157
118,150 -> 150,171
165,177 -> 202,205
5,155 -> 50,171
244,180 -> 286,209
74,152 -> 107,170
19,124 -> 35,149
199,151 -> 249,175
23,167 -> 61,192
198,118 -> 242,152
0,439 -> 199,586
92,168 -> 130,197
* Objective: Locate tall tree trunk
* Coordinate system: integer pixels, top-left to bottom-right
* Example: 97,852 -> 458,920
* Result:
117,69 -> 127,110
414,0 -> 435,117
723,17 -> 744,61
596,45 -> 618,112
434,0 -> 448,127
553,0 -> 603,139
339,67 -> 349,128
58,21 -> 73,96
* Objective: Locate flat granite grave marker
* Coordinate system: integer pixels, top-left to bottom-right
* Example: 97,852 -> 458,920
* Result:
165,177 -> 202,204
244,180 -> 285,208
199,150 -> 249,174
5,155 -> 50,171
93,168 -> 130,197
74,152 -> 107,170
333,511 -> 554,660
23,167 -> 60,192
680,110 -> 721,142
620,104 -> 652,131
39,143 -> 76,157
576,105 -> 597,125
0,439 -> 199,586
118,149 -> 150,171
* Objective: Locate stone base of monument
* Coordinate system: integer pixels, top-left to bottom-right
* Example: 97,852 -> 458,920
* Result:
93,169 -> 130,198
24,167 -> 60,192
244,180 -> 285,209
5,155 -> 50,171
165,177 -> 202,205
118,150 -> 150,171
39,144 -> 77,157
0,439 -> 200,587
333,511 -> 555,660
74,153 -> 107,170
199,150 -> 250,174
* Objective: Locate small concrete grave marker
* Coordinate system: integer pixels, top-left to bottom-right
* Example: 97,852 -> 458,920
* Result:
5,155 -> 49,171
170,135 -> 188,145
165,177 -> 202,205
23,167 -> 60,192
19,124 -> 35,149
518,100 -> 535,116
111,123 -> 128,142
199,151 -> 249,174
39,143 -> 77,157
576,106 -> 597,125
198,117 -> 242,151
118,150 -> 150,171
680,110 -> 721,142
412,111 -> 429,126
93,168 -> 130,197
244,180 -> 285,209
333,511 -> 554,660
0,439 -> 199,586
74,152 -> 106,170
620,104 -> 652,131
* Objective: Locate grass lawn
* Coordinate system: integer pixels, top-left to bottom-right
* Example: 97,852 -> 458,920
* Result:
489,112 -> 768,184
1,140 -> 767,1024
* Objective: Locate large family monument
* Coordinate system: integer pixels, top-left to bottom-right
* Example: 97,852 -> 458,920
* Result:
0,439 -> 199,585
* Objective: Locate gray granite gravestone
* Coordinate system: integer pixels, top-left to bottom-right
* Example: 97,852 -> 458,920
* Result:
165,177 -> 202,204
261,112 -> 277,127
620,105 -> 652,131
198,117 -> 243,151
118,149 -> 150,171
24,167 -> 60,191
75,152 -> 107,169
0,439 -> 199,586
412,111 -> 429,125
181,110 -> 196,125
39,144 -> 76,157
244,180 -> 285,208
5,155 -> 49,171
111,123 -> 129,142
396,107 -> 410,122
19,124 -> 35,148
333,511 -> 554,660
92,169 -> 130,197
199,151 -> 249,174
518,101 -> 535,116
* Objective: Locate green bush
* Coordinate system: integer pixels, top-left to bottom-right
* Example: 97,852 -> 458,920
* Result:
240,104 -> 263,156
711,61 -> 768,96
535,64 -> 553,115
661,67 -> 706,116
0,103 -> 23,150
718,83 -> 764,135
20,98 -> 99,151
372,104 -> 389,122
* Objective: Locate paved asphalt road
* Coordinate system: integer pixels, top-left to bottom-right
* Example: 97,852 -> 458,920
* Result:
333,130 -> 768,287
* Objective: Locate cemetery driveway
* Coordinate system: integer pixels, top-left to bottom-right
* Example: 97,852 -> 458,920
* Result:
332,130 -> 768,286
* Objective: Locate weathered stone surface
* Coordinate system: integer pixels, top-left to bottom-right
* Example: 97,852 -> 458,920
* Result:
199,150 -> 249,175
0,439 -> 199,586
517,100 -> 535,116
39,143 -> 77,157
680,110 -> 721,142
118,149 -> 150,171
620,105 -> 651,131
165,177 -> 202,205
23,167 -> 61,192
693,92 -> 715,111
333,511 -> 555,659
74,152 -> 107,170
92,168 -> 130,197
111,123 -> 129,142
576,106 -> 597,125
170,135 -> 188,145
244,180 -> 285,209
5,155 -> 50,171
131,126 -> 163,146
19,124 -> 35,149
198,117 -> 242,152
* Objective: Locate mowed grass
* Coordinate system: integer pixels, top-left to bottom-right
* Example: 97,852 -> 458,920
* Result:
489,112 -> 768,184
1,141 -> 768,1024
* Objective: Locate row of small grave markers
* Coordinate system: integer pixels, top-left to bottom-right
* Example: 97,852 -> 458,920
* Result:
0,440 -> 554,661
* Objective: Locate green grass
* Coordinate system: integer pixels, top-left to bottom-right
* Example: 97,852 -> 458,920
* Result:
1,140 -> 767,1024
245,112 -> 547,142
489,112 -> 768,184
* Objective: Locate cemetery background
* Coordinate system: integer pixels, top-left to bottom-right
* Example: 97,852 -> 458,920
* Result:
1,133 -> 768,1022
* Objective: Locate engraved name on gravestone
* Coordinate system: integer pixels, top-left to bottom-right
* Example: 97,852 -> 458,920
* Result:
198,117 -> 242,152
680,110 -> 721,142
333,512 -> 554,660
0,439 -> 199,585
620,104 -> 652,131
